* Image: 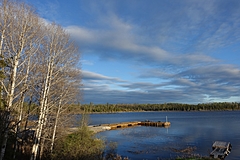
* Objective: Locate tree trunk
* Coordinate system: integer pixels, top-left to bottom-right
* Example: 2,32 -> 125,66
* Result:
31,57 -> 53,160
0,112 -> 9,160
50,95 -> 62,152
13,56 -> 31,159
0,51 -> 20,160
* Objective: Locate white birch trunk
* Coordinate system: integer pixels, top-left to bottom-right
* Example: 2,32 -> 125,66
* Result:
13,56 -> 31,159
0,1 -> 41,159
0,3 -> 9,159
50,95 -> 62,152
31,57 -> 53,160
0,10 -> 6,160
30,23 -> 80,160
0,49 -> 20,160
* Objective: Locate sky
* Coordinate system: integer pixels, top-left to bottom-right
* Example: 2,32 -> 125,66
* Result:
25,0 -> 240,104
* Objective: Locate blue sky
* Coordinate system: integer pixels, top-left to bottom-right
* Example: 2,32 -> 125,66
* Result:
25,0 -> 240,104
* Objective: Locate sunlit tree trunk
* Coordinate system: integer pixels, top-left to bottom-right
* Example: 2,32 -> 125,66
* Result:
0,1 -> 12,158
31,23 -> 80,160
13,56 -> 32,159
31,56 -> 53,160
49,72 -> 81,153
0,1 -> 41,159
50,96 -> 62,153
0,1 -> 81,160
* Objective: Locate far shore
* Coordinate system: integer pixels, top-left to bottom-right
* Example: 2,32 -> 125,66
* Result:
71,108 -> 238,115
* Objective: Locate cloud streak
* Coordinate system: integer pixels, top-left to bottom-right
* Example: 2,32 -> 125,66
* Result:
81,63 -> 240,104
66,23 -> 219,68
27,0 -> 240,104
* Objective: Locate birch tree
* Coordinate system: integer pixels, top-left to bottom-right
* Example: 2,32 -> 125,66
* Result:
31,23 -> 80,160
49,68 -> 81,153
35,68 -> 81,158
0,1 -> 81,159
0,1 -> 42,159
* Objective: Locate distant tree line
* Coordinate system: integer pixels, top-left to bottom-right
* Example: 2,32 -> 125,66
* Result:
74,102 -> 240,113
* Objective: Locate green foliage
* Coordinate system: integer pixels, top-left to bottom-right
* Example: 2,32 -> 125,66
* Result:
52,126 -> 104,160
0,57 -> 6,80
0,56 -> 6,110
0,98 -> 6,110
22,102 -> 38,114
67,102 -> 240,114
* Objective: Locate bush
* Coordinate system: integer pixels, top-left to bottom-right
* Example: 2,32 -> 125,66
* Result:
51,125 -> 105,160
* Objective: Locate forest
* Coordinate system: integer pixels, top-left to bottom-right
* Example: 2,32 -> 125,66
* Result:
72,102 -> 240,113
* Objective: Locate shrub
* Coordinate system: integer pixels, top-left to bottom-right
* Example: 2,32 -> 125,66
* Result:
51,125 -> 105,160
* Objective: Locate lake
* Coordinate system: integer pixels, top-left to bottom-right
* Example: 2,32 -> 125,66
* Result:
85,111 -> 240,160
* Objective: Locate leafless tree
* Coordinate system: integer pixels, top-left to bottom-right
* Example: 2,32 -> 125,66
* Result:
31,23 -> 80,160
49,68 -> 81,153
0,1 -> 81,160
0,0 -> 42,159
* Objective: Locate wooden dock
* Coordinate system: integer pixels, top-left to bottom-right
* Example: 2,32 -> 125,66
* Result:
101,121 -> 140,129
139,121 -> 171,127
210,141 -> 232,159
99,121 -> 170,130
70,121 -> 171,133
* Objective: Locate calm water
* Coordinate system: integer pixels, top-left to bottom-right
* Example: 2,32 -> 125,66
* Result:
86,111 -> 240,160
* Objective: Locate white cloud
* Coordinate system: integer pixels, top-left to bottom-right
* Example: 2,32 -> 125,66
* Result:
82,70 -> 127,86
81,62 -> 240,103
81,60 -> 94,66
66,20 -> 219,68
66,26 -> 96,45
32,0 -> 240,104
82,70 -> 120,81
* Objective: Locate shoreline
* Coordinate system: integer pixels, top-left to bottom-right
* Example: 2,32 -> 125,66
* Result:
71,109 -> 238,115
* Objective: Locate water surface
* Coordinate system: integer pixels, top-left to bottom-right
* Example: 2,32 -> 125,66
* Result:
86,111 -> 240,160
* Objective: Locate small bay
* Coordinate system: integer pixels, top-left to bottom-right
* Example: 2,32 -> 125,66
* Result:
84,111 -> 240,160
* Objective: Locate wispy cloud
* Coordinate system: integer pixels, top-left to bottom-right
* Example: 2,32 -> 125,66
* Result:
81,62 -> 240,104
82,70 -> 125,82
28,0 -> 240,104
66,20 -> 219,68
80,60 -> 94,66
72,0 -> 240,104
